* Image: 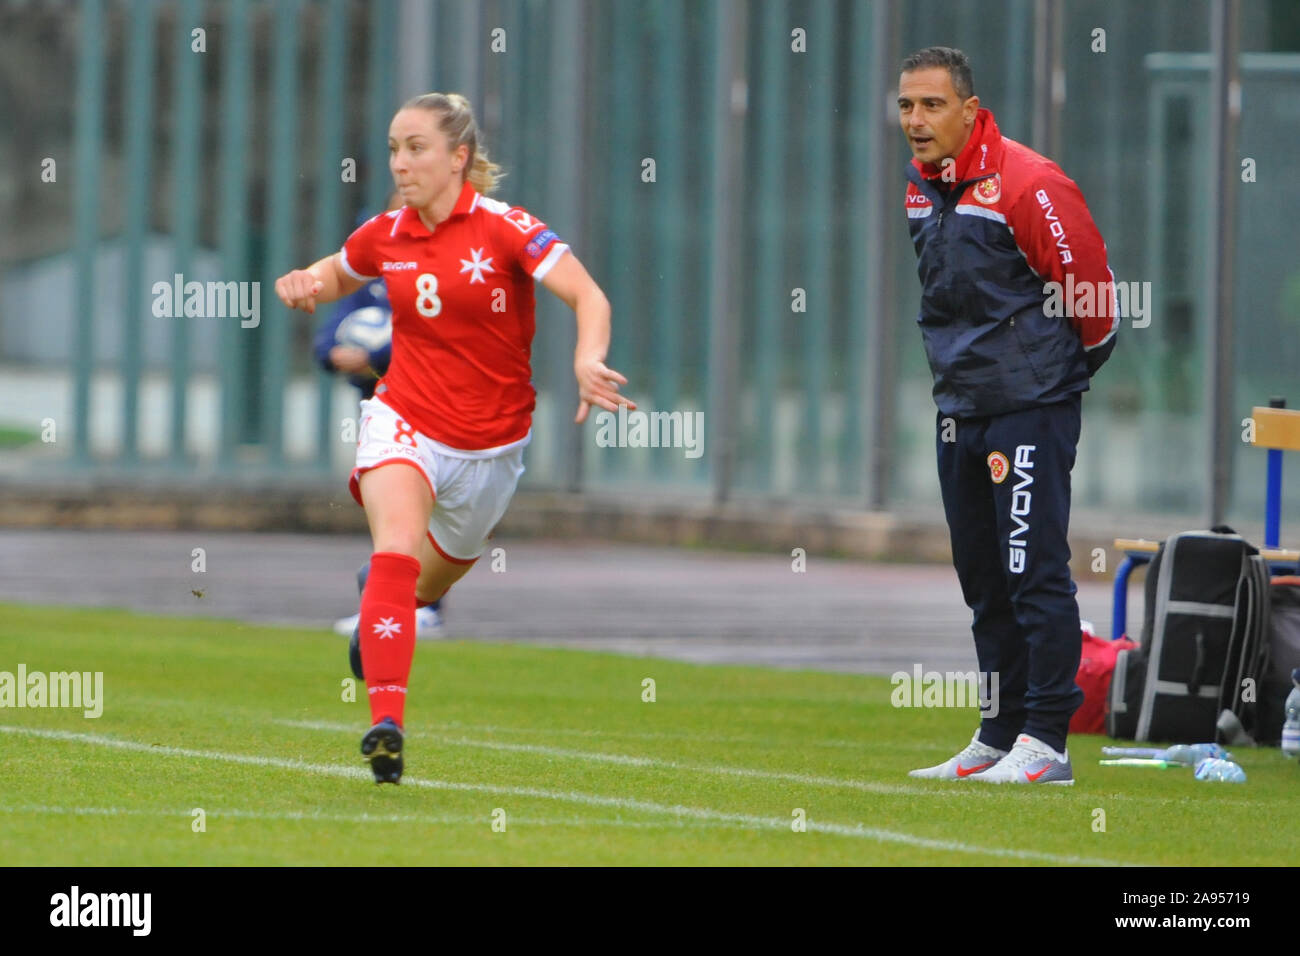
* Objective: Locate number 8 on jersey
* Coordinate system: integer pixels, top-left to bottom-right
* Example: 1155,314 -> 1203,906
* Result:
414,273 -> 441,318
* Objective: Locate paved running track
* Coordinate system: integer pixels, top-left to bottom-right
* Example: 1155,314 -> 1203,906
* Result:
0,529 -> 1127,675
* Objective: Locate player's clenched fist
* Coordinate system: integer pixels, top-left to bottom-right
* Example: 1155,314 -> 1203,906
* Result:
275,269 -> 325,313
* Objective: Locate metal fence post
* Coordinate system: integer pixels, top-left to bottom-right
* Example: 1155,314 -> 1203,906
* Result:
121,0 -> 157,466
549,0 -> 585,492
365,0 -> 398,216
862,0 -> 901,510
314,0 -> 349,473
72,0 -> 106,466
798,0 -> 833,494
707,0 -> 747,505
650,0 -> 686,480
170,0 -> 201,465
397,0 -> 435,96
218,0 -> 252,463
1207,0 -> 1241,526
261,0 -> 303,467
1031,0 -> 1064,160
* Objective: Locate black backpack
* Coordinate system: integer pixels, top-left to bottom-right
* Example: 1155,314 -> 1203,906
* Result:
1107,528 -> 1256,742
1264,579 -> 1300,741
1220,571 -> 1300,745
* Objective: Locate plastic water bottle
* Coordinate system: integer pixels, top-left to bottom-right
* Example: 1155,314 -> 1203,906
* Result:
1194,758 -> 1247,782
1165,743 -> 1229,766
1282,667 -> 1300,759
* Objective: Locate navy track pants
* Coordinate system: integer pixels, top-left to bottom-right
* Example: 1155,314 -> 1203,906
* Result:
935,394 -> 1085,754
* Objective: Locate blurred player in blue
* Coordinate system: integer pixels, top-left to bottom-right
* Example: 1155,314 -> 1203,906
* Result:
313,195 -> 444,644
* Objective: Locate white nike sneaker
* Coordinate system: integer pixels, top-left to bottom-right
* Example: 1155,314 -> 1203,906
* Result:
334,605 -> 444,638
415,603 -> 444,637
975,734 -> 1075,785
908,732 -> 1009,780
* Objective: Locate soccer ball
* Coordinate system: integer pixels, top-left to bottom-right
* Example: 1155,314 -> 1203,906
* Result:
335,306 -> 392,354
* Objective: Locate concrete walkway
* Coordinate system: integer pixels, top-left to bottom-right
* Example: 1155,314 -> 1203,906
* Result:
0,530 -> 1128,675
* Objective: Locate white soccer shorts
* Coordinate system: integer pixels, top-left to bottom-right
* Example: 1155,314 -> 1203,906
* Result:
348,396 -> 527,563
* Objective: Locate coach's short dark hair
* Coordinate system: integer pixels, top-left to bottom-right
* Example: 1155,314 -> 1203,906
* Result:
900,46 -> 974,100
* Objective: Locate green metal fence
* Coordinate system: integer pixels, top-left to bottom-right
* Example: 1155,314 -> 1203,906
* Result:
2,0 -> 1298,530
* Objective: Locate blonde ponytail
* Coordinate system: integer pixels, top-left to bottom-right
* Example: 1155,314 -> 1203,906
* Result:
467,149 -> 501,194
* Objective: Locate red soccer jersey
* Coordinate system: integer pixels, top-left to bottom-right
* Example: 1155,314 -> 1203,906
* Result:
339,181 -> 570,453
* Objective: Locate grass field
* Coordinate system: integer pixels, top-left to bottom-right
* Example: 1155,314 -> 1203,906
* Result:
1,601 -> 1297,866
0,426 -> 38,449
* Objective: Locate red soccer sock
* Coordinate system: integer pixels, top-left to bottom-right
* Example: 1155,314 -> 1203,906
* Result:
359,551 -> 421,728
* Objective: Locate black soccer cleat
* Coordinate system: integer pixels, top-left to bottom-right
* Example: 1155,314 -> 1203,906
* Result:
361,717 -> 404,784
349,623 -> 364,681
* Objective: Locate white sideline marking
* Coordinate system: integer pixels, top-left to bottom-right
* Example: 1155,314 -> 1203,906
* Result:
120,694 -> 933,752
0,724 -> 1134,865
278,718 -> 957,798
0,804 -> 730,830
428,719 -> 876,751
281,720 -> 1254,809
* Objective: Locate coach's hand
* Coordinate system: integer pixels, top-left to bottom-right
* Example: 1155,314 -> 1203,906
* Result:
574,357 -> 635,424
275,269 -> 325,314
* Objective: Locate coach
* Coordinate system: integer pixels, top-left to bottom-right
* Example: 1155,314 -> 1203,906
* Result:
899,47 -> 1118,785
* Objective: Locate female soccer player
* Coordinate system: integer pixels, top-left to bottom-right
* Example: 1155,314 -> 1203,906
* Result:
275,92 -> 634,783
312,193 -> 447,643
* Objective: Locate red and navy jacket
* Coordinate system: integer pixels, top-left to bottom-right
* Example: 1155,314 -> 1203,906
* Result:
905,107 -> 1118,418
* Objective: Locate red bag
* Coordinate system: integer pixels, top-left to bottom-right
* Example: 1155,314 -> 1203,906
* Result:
1070,629 -> 1138,734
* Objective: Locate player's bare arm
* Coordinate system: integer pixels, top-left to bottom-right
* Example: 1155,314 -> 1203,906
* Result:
540,251 -> 637,424
274,252 -> 364,315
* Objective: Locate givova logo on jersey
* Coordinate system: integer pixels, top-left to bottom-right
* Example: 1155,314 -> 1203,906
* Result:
1008,444 -> 1036,574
